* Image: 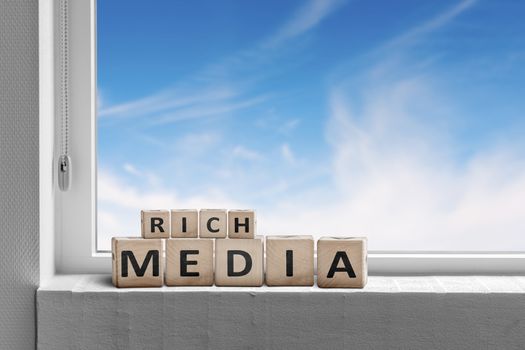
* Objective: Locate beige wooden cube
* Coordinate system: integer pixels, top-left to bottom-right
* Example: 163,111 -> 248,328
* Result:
215,237 -> 264,286
171,209 -> 198,238
165,238 -> 214,286
265,235 -> 314,286
199,209 -> 227,238
317,237 -> 367,288
112,237 -> 164,288
228,209 -> 256,239
141,210 -> 170,239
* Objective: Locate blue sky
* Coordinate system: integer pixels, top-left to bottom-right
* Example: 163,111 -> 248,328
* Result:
97,0 -> 525,251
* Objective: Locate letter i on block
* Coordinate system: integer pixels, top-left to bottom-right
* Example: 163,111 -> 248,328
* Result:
215,236 -> 264,286
265,235 -> 314,286
171,209 -> 198,238
112,238 -> 164,288
165,238 -> 214,286
141,210 -> 170,239
199,209 -> 227,238
228,209 -> 256,239
317,237 -> 368,288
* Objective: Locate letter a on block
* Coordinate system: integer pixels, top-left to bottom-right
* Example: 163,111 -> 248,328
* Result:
112,238 -> 164,287
141,210 -> 170,239
317,237 -> 367,288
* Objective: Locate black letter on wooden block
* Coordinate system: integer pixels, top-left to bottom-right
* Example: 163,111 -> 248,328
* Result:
234,217 -> 249,233
207,217 -> 220,233
286,250 -> 293,277
121,250 -> 160,277
150,217 -> 165,233
180,250 -> 200,277
181,217 -> 187,233
327,251 -> 356,278
227,250 -> 252,276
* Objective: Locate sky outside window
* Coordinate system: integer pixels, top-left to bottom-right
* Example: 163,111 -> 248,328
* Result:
97,0 -> 525,252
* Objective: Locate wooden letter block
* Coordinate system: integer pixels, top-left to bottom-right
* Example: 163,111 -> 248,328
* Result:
199,209 -> 227,238
112,237 -> 164,288
171,209 -> 198,238
215,237 -> 264,286
165,238 -> 214,286
265,235 -> 314,286
141,210 -> 170,239
317,237 -> 367,288
228,209 -> 256,239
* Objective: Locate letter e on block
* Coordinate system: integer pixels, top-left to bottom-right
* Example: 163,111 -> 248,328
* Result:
112,238 -> 164,288
228,209 -> 256,239
215,237 -> 264,286
165,238 -> 214,286
141,210 -> 170,239
317,237 -> 367,288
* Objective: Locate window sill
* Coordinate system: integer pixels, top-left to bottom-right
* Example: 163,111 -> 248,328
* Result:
38,275 -> 525,349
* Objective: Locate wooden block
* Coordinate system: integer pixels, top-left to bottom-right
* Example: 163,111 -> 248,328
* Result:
265,235 -> 314,286
171,209 -> 198,238
112,237 -> 164,288
228,209 -> 256,239
141,210 -> 170,239
199,209 -> 227,238
215,237 -> 264,286
165,238 -> 214,286
317,237 -> 367,288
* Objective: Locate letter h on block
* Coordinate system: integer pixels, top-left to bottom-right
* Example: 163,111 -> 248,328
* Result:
112,238 -> 164,287
228,209 -> 256,239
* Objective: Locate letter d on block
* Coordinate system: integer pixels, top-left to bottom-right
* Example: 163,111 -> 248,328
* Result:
112,238 -> 164,288
215,237 -> 264,286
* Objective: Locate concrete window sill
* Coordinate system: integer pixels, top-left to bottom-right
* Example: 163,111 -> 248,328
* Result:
37,275 -> 525,349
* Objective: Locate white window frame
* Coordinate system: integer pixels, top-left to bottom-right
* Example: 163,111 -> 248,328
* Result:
40,0 -> 525,275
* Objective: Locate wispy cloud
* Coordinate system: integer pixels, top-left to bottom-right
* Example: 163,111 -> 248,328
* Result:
265,0 -> 345,47
382,0 -> 477,51
280,143 -> 296,165
232,145 -> 263,161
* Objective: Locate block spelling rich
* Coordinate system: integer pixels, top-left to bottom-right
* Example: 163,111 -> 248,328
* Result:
228,209 -> 256,239
199,209 -> 227,238
171,209 -> 198,238
141,210 -> 170,239
112,237 -> 164,288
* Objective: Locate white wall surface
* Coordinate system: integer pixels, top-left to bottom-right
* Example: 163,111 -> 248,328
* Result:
0,0 -> 39,348
38,275 -> 525,350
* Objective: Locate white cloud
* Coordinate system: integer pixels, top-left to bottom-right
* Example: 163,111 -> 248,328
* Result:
266,0 -> 345,47
232,145 -> 263,161
381,0 -> 477,51
281,143 -> 296,165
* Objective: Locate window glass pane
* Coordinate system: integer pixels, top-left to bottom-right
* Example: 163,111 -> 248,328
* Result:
97,0 -> 525,252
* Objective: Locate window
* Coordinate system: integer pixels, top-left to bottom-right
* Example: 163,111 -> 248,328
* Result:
46,0 -> 525,274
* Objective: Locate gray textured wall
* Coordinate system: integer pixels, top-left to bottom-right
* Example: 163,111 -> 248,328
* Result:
0,0 -> 39,349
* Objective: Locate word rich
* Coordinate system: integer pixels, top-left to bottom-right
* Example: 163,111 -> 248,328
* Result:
112,209 -> 368,288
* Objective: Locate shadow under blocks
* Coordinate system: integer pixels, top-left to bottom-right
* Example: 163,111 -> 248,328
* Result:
112,209 -> 367,288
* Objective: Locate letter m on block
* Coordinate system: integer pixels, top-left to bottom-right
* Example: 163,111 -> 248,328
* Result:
121,250 -> 160,277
